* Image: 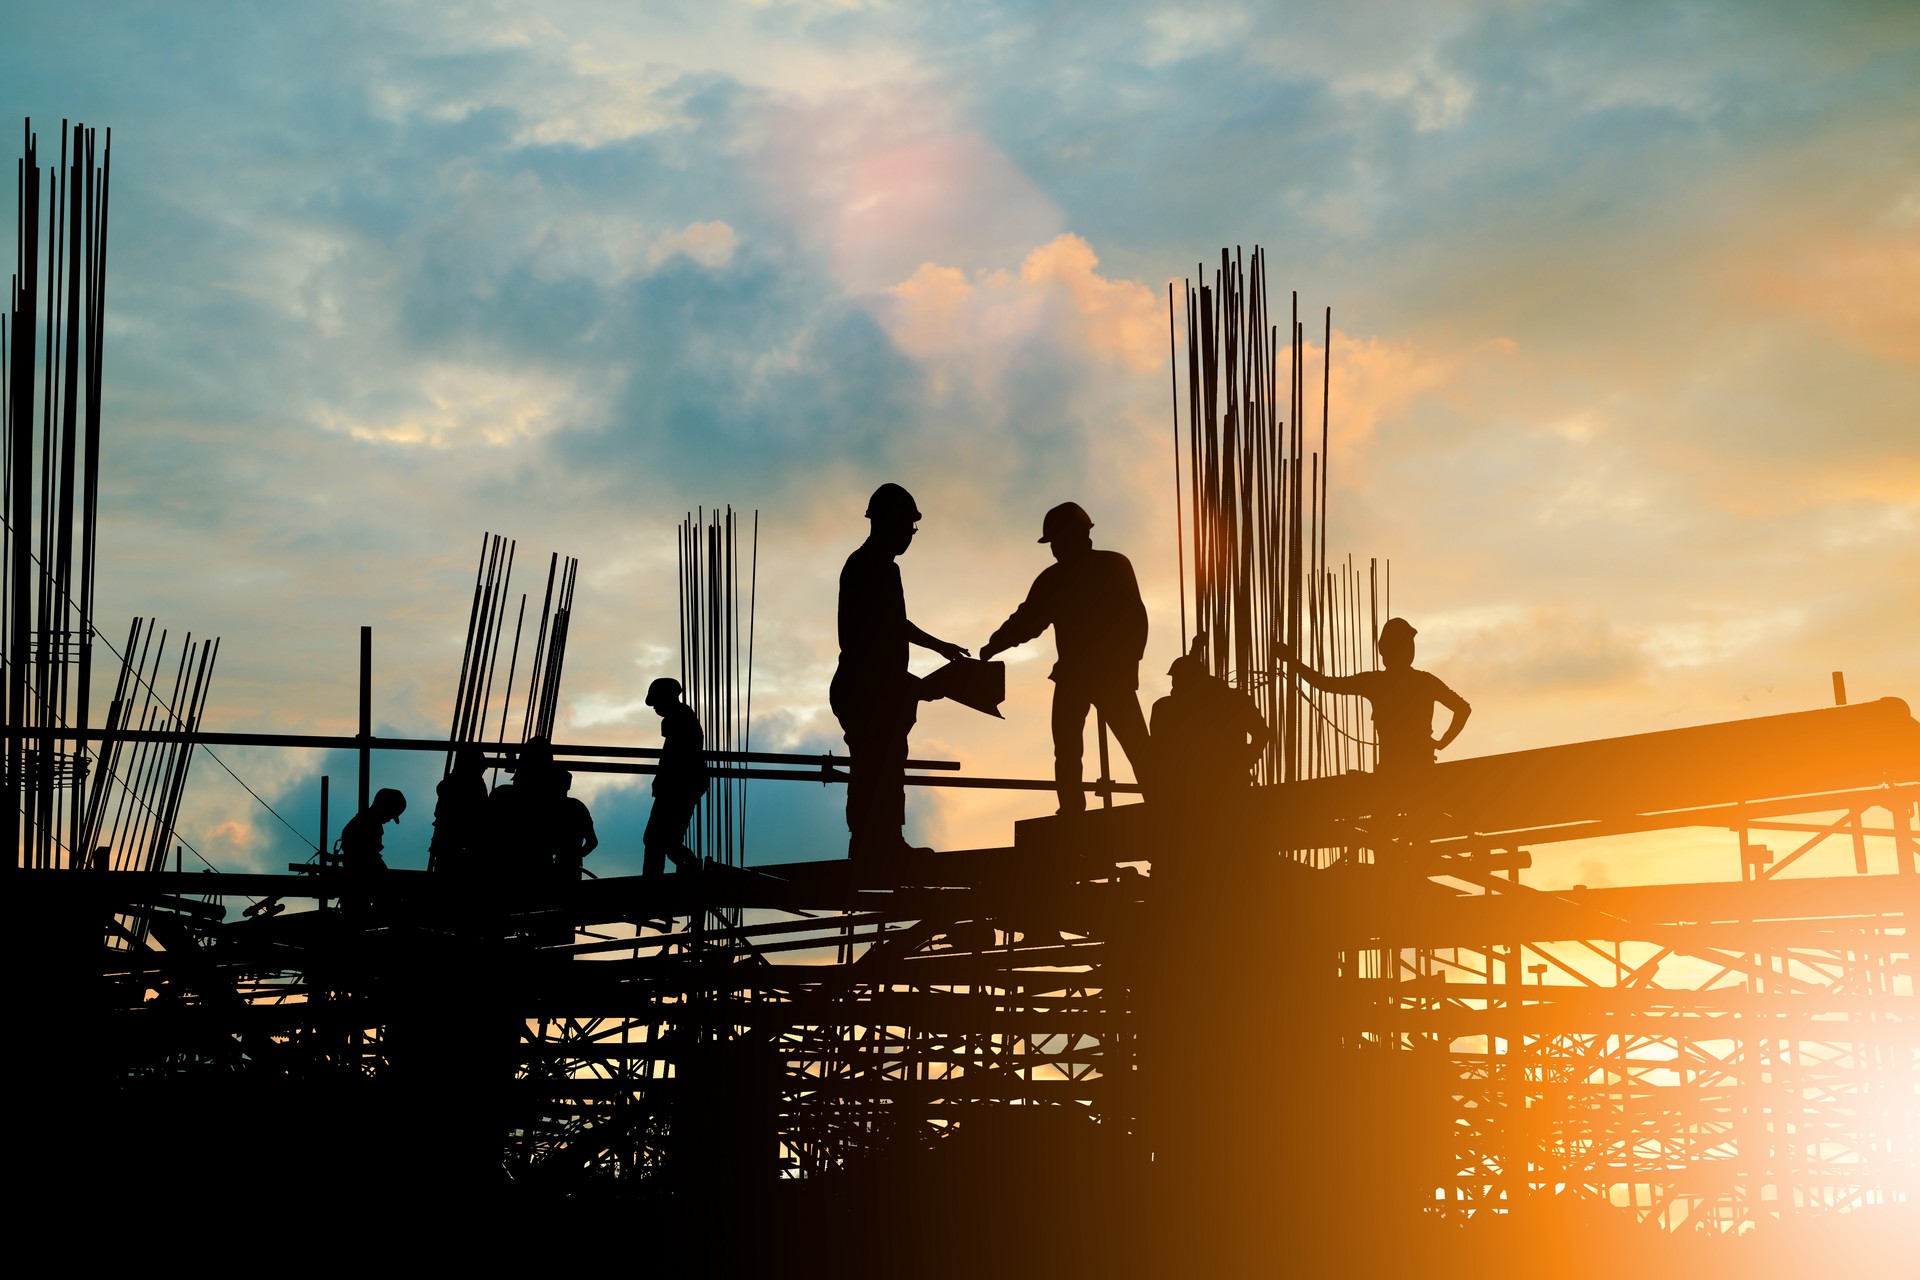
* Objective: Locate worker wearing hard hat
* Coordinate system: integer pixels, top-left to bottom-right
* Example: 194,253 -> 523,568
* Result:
1280,617 -> 1470,774
981,501 -> 1151,815
1150,632 -> 1273,806
643,676 -> 709,877
830,483 -> 970,869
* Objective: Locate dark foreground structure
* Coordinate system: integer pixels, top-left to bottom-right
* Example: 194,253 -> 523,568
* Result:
11,697 -> 1916,1272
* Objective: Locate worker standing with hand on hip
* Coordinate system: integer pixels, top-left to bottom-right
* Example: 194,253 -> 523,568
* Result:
1280,616 -> 1470,778
981,502 -> 1151,816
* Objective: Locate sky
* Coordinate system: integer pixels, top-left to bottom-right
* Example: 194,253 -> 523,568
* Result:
4,0 -> 1917,881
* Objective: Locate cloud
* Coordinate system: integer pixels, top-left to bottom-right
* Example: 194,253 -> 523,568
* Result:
878,234 -> 1162,373
1747,231 -> 1920,365
5,0 -> 1918,882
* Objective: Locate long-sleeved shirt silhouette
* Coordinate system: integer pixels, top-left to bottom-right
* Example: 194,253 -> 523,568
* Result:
985,550 -> 1148,691
655,702 -> 711,799
834,540 -> 915,706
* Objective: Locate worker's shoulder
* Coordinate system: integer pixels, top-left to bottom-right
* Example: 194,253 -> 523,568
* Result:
842,538 -> 894,569
1088,547 -> 1136,572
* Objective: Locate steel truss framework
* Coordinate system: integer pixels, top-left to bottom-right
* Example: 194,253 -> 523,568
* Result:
14,701 -> 1918,1243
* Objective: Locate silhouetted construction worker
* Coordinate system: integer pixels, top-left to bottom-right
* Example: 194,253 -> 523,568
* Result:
338,787 -> 405,913
487,736 -> 558,878
1282,617 -> 1470,775
1150,633 -> 1273,806
340,787 -> 406,873
553,770 -> 599,879
429,745 -> 489,875
981,502 -> 1150,815
644,677 -> 709,877
831,483 -> 970,869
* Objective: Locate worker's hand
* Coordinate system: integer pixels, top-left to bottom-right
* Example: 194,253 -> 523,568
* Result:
979,643 -> 1002,662
936,639 -> 972,663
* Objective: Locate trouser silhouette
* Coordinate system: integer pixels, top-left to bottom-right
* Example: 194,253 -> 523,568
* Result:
643,784 -> 705,877
832,677 -> 919,858
1051,680 -> 1150,813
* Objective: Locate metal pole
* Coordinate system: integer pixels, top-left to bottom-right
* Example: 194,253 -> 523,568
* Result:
358,625 -> 371,817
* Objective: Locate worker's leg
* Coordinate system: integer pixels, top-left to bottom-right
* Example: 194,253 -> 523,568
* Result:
1052,685 -> 1093,814
1094,686 -> 1153,794
842,695 -> 915,858
642,801 -> 670,877
641,789 -> 694,876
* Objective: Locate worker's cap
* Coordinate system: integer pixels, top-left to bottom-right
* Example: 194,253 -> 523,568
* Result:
865,482 -> 921,523
374,787 -> 406,819
645,676 -> 683,707
1038,501 -> 1094,543
1378,617 -> 1417,644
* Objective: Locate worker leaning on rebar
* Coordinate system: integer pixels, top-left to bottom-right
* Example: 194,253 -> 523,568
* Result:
981,502 -> 1152,815
1281,617 -> 1470,776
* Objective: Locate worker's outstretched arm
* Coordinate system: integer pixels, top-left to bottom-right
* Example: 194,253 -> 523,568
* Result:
980,575 -> 1054,662
1279,642 -> 1367,694
907,622 -> 970,663
1434,684 -> 1472,753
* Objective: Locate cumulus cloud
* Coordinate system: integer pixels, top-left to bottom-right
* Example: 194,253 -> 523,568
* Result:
878,234 -> 1162,373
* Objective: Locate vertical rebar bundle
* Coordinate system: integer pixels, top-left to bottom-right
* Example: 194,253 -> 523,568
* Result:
676,506 -> 756,870
80,616 -> 216,874
443,533 -> 576,770
522,551 -> 578,745
4,120 -> 112,869
1175,247 -> 1384,785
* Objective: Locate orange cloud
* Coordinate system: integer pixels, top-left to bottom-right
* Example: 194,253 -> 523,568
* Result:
1748,231 -> 1920,364
880,234 -> 1163,372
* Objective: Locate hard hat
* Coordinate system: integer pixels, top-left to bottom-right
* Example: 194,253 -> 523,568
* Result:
374,787 -> 406,820
1038,501 -> 1094,543
865,482 -> 922,523
1378,617 -> 1417,644
1167,632 -> 1209,678
646,676 -> 683,707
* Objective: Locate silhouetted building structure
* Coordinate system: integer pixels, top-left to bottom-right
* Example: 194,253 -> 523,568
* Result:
1285,617 -> 1470,775
983,502 -> 1150,813
829,483 -> 968,869
644,676 -> 708,877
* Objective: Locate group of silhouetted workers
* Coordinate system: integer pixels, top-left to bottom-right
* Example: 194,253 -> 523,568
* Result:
337,481 -> 1471,888
335,676 -> 710,886
832,482 -> 1471,875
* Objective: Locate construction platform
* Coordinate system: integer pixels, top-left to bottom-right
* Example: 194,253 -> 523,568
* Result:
10,698 -> 1915,1270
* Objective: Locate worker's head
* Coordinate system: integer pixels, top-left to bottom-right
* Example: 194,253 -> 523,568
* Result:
559,770 -> 574,793
1378,617 -> 1416,669
645,676 -> 684,711
1039,501 -> 1093,561
520,735 -> 555,771
1167,632 -> 1210,693
372,787 -> 406,822
454,744 -> 486,776
865,482 -> 921,555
